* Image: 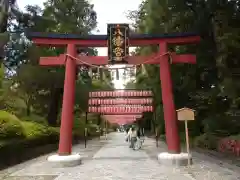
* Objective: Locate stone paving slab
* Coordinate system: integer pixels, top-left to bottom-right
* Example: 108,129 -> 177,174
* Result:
2,176 -> 58,180
1,133 -> 240,180
144,137 -> 240,180
0,138 -> 106,180
53,133 -> 194,180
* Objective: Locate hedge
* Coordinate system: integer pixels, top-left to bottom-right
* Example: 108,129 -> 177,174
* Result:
193,133 -> 240,156
217,134 -> 240,157
159,131 -> 240,157
0,110 -> 25,139
193,133 -> 220,150
0,111 -> 100,169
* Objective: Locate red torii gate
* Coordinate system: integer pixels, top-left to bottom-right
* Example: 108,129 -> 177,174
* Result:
27,31 -> 200,160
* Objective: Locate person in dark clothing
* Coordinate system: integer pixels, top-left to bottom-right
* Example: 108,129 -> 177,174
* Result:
137,128 -> 141,138
141,128 -> 145,136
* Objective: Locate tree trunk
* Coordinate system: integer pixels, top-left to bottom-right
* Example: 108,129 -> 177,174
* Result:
47,87 -> 63,126
150,118 -> 156,134
97,114 -> 101,125
24,97 -> 31,116
26,103 -> 31,116
0,0 -> 10,61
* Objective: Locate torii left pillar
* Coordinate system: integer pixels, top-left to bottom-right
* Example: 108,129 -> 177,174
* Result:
47,44 -> 82,167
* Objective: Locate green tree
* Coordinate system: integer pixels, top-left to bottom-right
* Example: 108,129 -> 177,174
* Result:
3,1 -> 99,126
128,0 -> 240,137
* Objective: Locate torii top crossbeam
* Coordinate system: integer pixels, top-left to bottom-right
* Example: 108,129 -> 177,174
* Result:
26,32 -> 200,47
27,32 -> 199,66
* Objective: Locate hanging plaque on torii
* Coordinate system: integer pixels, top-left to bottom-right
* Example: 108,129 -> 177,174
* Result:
107,24 -> 129,64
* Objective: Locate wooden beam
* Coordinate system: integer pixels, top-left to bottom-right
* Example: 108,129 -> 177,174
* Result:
32,36 -> 200,47
171,54 -> 196,64
39,54 -> 196,66
39,56 -> 65,66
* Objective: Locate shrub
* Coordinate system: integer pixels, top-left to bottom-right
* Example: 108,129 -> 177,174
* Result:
218,134 -> 240,157
0,120 -> 59,165
0,113 -> 103,169
194,133 -> 219,150
72,116 -> 101,138
72,117 -> 85,138
22,121 -> 58,139
87,124 -> 100,136
229,134 -> 240,141
73,118 -> 85,130
0,110 -> 25,139
21,121 -> 59,147
21,114 -> 47,125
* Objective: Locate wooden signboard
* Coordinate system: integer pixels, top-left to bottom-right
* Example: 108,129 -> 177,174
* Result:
176,107 -> 195,166
107,23 -> 129,64
177,107 -> 195,121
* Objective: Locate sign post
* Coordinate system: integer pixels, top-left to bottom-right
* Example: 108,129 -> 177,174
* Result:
176,107 -> 195,166
84,112 -> 88,148
184,120 -> 190,165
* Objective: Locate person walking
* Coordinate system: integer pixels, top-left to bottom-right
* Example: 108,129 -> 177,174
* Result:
125,127 -> 132,142
129,127 -> 137,148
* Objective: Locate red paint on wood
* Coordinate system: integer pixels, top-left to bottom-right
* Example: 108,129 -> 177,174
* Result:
32,36 -> 200,47
159,42 -> 181,153
39,56 -> 65,66
58,44 -> 76,155
171,54 -> 196,64
39,54 -> 196,66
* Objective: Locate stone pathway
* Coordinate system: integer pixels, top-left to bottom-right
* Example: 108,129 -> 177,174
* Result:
0,137 -> 105,180
144,137 -> 240,180
1,133 -> 240,180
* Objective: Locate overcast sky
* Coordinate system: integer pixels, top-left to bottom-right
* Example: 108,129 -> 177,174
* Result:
18,0 -> 142,88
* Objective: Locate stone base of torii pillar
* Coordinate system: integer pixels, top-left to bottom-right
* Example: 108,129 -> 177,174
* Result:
157,152 -> 192,166
47,153 -> 82,167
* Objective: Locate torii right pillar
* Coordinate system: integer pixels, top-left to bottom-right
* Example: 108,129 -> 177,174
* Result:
158,42 -> 193,166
